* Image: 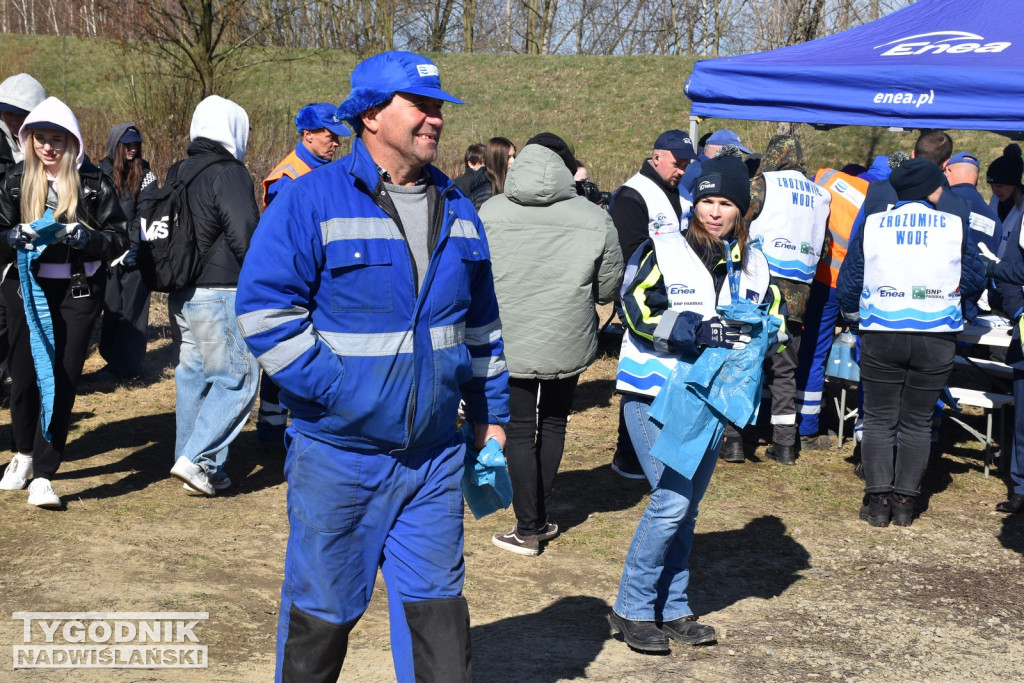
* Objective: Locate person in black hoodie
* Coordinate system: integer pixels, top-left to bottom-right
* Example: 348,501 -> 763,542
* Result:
166,95 -> 260,498
97,123 -> 158,379
0,97 -> 128,508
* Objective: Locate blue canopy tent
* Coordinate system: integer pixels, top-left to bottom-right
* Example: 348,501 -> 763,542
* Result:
684,0 -> 1024,140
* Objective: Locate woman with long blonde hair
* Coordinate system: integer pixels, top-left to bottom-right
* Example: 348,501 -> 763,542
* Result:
0,97 -> 128,508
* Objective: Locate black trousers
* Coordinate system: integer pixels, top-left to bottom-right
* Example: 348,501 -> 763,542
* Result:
3,275 -> 103,479
764,322 -> 802,446
506,375 -> 579,536
859,332 -> 954,498
99,265 -> 150,377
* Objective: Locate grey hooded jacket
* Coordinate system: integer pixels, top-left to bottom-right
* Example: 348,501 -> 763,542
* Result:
479,144 -> 623,379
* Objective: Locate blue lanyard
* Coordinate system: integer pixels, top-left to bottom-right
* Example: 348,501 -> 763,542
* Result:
723,238 -> 740,304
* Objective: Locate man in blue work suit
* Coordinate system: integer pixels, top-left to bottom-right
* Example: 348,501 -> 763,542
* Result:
235,51 -> 510,682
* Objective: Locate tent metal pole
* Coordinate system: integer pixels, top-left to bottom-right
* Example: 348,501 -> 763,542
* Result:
689,115 -> 700,146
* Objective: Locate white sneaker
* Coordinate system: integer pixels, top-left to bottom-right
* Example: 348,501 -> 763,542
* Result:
183,474 -> 231,493
170,456 -> 215,496
0,455 -> 33,490
27,477 -> 61,508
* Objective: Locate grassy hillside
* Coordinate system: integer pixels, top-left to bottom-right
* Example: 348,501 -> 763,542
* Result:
0,33 -> 1013,194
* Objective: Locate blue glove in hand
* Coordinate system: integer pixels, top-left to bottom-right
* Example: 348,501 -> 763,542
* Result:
696,316 -> 752,349
6,224 -> 41,251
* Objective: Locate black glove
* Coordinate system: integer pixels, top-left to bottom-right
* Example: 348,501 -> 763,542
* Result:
696,316 -> 752,349
122,245 -> 138,269
6,224 -> 40,250
61,223 -> 90,250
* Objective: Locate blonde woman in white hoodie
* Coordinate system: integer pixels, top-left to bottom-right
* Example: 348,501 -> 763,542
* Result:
0,97 -> 128,507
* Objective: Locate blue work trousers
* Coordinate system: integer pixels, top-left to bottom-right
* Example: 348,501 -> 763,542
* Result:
276,430 -> 469,682
796,280 -> 841,436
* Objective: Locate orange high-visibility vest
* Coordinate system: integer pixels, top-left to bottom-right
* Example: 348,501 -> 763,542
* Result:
262,149 -> 313,209
813,168 -> 869,288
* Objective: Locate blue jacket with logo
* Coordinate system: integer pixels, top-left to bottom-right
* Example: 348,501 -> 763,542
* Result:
235,138 -> 510,453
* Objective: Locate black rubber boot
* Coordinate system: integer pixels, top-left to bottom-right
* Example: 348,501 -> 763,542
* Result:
404,597 -> 472,682
719,438 -> 745,463
766,443 -> 796,465
281,605 -> 355,682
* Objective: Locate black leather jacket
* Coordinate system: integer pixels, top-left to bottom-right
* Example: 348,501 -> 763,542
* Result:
0,159 -> 130,270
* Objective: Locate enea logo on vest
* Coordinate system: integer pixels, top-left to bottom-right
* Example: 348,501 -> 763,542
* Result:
668,284 -> 696,296
872,32 -> 1011,108
772,237 -> 815,256
877,285 -> 905,298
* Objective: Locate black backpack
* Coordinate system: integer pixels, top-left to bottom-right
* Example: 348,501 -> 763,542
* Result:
136,155 -> 232,293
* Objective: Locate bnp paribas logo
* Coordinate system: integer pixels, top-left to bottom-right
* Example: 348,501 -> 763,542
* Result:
875,31 -> 1011,57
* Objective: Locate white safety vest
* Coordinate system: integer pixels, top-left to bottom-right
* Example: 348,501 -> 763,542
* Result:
749,170 -> 831,283
616,230 -> 772,397
860,201 -> 964,333
622,171 -> 690,237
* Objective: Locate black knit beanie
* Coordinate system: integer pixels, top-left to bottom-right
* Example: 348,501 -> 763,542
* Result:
889,158 -> 944,201
525,132 -> 577,175
692,145 -> 751,215
986,144 -> 1023,187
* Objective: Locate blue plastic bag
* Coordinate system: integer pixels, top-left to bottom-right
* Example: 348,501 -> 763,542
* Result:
648,300 -> 781,479
17,209 -> 65,442
825,331 -> 860,382
459,423 -> 513,520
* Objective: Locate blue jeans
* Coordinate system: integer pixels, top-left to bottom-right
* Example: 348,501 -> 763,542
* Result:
169,287 -> 258,481
613,394 -> 720,622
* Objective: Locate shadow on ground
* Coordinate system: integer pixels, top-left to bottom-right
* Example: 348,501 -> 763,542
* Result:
472,595 -> 609,682
61,412 -> 284,501
689,515 -> 810,616
551,464 -> 650,534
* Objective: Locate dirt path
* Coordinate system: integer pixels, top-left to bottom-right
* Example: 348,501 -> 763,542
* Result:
0,337 -> 1021,681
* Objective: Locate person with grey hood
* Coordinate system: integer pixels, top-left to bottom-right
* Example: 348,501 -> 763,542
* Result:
166,95 -> 260,497
97,123 -> 158,379
0,73 -> 46,171
479,133 -> 623,556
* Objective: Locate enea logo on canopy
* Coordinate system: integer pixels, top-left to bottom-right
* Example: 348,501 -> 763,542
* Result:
870,32 -> 1010,107
874,31 -> 1010,57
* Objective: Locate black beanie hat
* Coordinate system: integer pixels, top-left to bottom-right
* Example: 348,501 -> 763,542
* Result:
889,158 -> 944,201
525,132 -> 577,175
692,146 -> 751,215
986,144 -> 1023,187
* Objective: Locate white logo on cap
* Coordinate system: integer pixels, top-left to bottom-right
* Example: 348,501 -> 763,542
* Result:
697,180 -> 717,191
416,64 -> 439,77
874,31 -> 1010,56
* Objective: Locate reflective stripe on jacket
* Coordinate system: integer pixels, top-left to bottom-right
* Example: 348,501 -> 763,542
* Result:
813,168 -> 868,288
237,137 -> 509,454
262,148 -> 313,208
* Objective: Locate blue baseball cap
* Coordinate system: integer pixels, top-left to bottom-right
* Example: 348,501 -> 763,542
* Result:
335,51 -> 464,130
118,126 -> 143,144
653,129 -> 697,160
947,151 -> 979,168
707,129 -> 752,154
295,103 -> 351,136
